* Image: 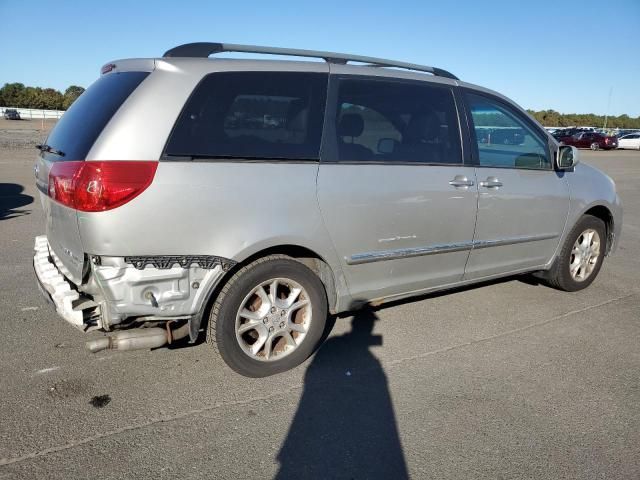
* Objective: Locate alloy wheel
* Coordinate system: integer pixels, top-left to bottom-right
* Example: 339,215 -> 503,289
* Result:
234,277 -> 312,361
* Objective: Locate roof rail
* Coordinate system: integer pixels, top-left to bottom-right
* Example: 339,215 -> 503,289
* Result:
162,42 -> 459,80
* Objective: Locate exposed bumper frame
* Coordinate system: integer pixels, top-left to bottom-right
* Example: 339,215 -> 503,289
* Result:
34,235 -> 236,336
33,235 -> 85,328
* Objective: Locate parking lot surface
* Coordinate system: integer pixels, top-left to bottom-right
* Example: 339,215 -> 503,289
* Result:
0,121 -> 638,479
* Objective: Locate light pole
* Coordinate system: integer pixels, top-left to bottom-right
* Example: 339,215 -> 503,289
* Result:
603,87 -> 613,131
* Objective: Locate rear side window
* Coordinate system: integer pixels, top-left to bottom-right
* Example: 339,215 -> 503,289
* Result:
330,78 -> 462,164
164,72 -> 328,160
44,72 -> 149,161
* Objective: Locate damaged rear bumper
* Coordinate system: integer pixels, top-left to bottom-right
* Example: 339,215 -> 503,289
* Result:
33,235 -> 95,328
33,235 -> 236,335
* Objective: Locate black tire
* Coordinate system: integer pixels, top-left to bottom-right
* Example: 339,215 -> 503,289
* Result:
545,215 -> 606,292
209,255 -> 327,377
590,142 -> 600,151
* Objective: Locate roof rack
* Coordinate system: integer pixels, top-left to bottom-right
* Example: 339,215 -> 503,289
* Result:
162,42 -> 459,80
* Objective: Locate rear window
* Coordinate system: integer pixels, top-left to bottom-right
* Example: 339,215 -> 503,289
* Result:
164,72 -> 328,161
44,71 -> 149,161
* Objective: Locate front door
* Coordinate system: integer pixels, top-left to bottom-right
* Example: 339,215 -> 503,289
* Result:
317,74 -> 478,302
463,91 -> 570,279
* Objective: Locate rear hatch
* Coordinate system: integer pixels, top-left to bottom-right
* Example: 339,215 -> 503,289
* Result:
35,70 -> 150,284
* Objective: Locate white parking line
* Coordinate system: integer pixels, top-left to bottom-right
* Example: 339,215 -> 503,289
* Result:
35,367 -> 60,375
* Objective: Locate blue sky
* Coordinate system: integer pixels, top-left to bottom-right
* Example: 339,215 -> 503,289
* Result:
1,0 -> 638,116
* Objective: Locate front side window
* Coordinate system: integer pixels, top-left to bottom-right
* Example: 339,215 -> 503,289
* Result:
165,72 -> 328,160
466,93 -> 550,170
332,78 -> 462,164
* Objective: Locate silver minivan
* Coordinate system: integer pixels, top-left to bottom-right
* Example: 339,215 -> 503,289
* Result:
33,43 -> 622,377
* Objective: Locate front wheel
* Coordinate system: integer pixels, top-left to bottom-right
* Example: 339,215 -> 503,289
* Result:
209,255 -> 327,377
590,142 -> 600,151
544,215 -> 606,292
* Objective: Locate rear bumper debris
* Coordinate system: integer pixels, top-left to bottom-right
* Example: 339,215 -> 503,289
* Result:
33,235 -> 92,329
33,235 -> 234,336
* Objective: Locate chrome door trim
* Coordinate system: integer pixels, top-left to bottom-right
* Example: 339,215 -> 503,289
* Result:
346,233 -> 559,265
471,233 -> 558,249
347,242 -> 473,265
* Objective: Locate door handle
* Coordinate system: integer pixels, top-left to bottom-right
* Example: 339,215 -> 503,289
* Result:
449,176 -> 474,188
479,176 -> 503,188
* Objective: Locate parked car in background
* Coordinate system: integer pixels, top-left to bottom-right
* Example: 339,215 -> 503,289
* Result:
33,42 -> 622,377
475,127 -> 524,145
3,109 -> 21,120
552,128 -> 584,141
614,129 -> 638,138
551,129 -> 568,140
558,131 -> 618,150
617,133 -> 640,150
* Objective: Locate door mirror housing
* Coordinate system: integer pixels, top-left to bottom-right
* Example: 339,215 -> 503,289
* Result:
557,145 -> 579,170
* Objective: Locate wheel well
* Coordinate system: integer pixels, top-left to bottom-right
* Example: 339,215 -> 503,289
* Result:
211,245 -> 338,314
584,205 -> 614,254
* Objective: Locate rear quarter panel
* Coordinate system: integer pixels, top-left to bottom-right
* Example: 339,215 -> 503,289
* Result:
76,161 -> 349,306
80,58 -> 338,260
77,162 -> 334,259
78,60 -> 349,307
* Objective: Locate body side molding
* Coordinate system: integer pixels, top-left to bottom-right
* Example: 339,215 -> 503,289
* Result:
346,233 -> 559,265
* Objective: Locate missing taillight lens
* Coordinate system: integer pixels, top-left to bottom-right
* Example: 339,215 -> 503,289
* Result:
48,161 -> 158,212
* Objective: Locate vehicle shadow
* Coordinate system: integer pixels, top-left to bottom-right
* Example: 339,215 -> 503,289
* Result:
0,183 -> 34,220
275,307 -> 409,480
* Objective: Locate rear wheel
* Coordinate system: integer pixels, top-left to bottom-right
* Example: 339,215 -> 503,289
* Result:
209,255 -> 327,377
590,142 -> 600,151
544,215 -> 606,292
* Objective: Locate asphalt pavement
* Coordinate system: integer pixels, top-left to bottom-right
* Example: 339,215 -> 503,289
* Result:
0,143 -> 638,479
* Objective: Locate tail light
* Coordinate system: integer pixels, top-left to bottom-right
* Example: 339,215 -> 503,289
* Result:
48,161 -> 158,212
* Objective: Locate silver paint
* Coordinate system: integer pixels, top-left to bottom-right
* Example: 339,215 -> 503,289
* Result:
34,55 -> 622,331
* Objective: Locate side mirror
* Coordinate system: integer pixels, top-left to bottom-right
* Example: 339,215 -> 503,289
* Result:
377,138 -> 396,154
557,145 -> 579,170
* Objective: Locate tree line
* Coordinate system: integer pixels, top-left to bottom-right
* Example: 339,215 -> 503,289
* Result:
0,82 -> 85,111
526,109 -> 640,129
2,81 -> 639,129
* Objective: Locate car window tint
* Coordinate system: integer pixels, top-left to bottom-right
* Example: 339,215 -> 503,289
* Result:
44,72 -> 149,161
333,78 -> 462,164
466,93 -> 550,170
165,72 -> 327,160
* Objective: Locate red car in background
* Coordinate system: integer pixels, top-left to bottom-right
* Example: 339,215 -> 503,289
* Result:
558,131 -> 618,150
